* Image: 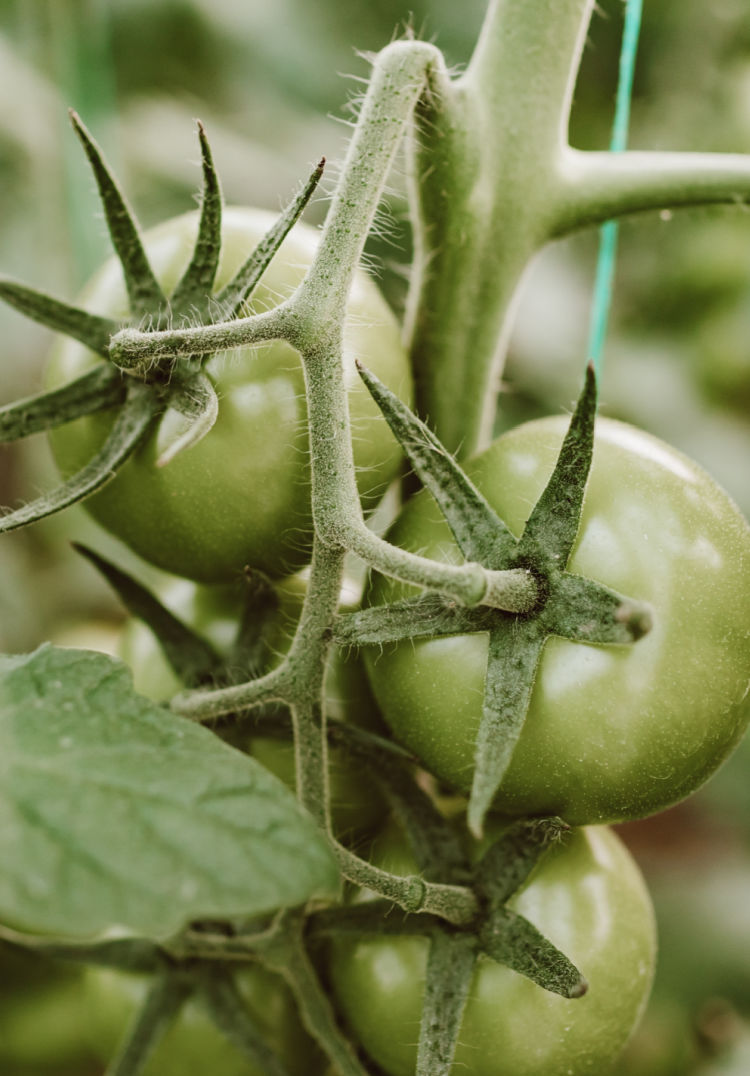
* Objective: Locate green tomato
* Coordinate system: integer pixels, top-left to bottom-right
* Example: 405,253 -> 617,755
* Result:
365,417 -> 750,826
0,949 -> 98,1075
47,207 -> 412,583
119,572 -> 386,839
84,963 -> 323,1076
327,821 -> 656,1076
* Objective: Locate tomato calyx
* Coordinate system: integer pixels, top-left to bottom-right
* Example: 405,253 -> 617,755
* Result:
0,113 -> 324,538
343,364 -> 654,836
313,812 -> 588,1076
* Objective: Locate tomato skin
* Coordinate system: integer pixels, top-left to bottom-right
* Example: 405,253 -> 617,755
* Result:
365,417 -> 750,826
84,964 -> 324,1076
47,207 -> 412,583
119,572 -> 386,840
327,821 -> 656,1076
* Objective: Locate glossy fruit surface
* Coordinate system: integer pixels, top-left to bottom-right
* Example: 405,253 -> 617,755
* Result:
84,963 -> 323,1076
47,207 -> 411,582
366,416 -> 750,825
327,821 -> 656,1076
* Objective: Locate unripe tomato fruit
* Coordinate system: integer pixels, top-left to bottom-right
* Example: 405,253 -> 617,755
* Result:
84,963 -> 324,1076
365,417 -> 750,826
47,207 -> 412,583
327,820 -> 656,1076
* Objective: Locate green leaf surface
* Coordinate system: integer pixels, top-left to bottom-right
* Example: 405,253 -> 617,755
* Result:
0,647 -> 339,940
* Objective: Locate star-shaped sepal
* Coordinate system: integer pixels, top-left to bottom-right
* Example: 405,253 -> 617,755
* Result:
338,364 -> 653,836
0,113 -> 324,535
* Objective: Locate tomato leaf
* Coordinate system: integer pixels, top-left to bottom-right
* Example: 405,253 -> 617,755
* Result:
0,646 -> 340,940
0,277 -> 118,356
0,365 -> 124,443
416,931 -> 476,1076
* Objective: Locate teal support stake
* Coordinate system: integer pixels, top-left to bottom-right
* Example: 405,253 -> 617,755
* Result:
587,0 -> 643,379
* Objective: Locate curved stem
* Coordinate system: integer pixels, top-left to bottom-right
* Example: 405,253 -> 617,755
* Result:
296,39 -> 443,323
285,542 -> 344,828
335,846 -> 479,926
105,972 -> 190,1076
108,305 -> 293,371
169,664 -> 291,722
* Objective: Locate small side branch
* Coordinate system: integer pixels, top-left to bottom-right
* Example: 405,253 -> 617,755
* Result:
552,147 -> 750,235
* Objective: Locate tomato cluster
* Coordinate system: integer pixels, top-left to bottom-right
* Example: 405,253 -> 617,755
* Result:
7,196 -> 750,1076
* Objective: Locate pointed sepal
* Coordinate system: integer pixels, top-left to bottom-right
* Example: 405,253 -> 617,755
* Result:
357,362 -> 515,565
103,971 -> 192,1076
70,110 -> 165,318
544,572 -> 653,645
416,932 -> 476,1076
169,121 -> 223,316
479,907 -> 588,998
518,364 -> 597,567
0,365 -> 124,443
73,543 -> 224,688
229,571 -> 282,678
474,817 -> 569,904
216,158 -> 325,318
333,594 -> 489,647
196,966 -> 293,1076
0,276 -> 118,355
467,623 -> 545,838
0,383 -> 161,534
155,372 -> 219,467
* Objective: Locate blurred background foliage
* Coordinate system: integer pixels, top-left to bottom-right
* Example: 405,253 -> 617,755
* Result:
1,0 -> 750,1073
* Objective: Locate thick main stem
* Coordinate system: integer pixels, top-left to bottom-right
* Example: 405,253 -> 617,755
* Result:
406,0 -> 595,457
